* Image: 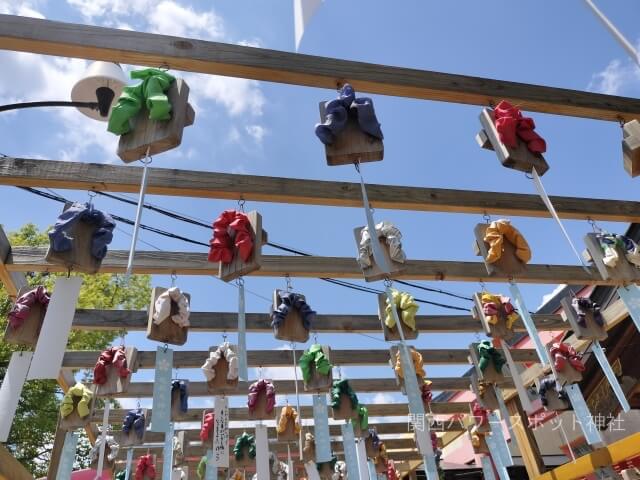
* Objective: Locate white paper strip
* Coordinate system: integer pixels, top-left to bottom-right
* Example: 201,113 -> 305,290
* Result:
565,383 -> 603,445
56,431 -> 79,480
28,276 -> 82,379
163,423 -> 175,480
304,460 -> 322,480
205,448 -> 216,480
367,460 -> 377,480
255,423 -> 270,480
0,351 -> 33,441
213,396 -> 229,468
293,0 -> 323,50
356,438 -> 369,480
95,401 -> 111,477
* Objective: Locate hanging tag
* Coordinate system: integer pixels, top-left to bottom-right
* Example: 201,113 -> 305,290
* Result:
480,456 -> 497,480
532,167 -> 591,272
484,433 -> 510,480
367,459 -> 377,480
313,394 -> 332,463
28,276 -> 82,379
255,423 -> 270,480
150,346 -> 173,432
213,396 -> 229,468
163,423 -> 175,480
508,282 -> 551,366
591,340 -> 630,412
356,439 -> 369,480
125,449 -> 134,480
488,412 -> 513,467
617,285 -> 640,333
492,385 -> 514,433
357,167 -> 390,273
0,351 -> 33,441
341,422 -> 360,479
56,431 -> 79,480
95,402 -> 111,477
304,461 -> 322,480
564,383 -> 603,445
237,280 -> 248,381
205,449 -> 216,480
500,345 -> 534,412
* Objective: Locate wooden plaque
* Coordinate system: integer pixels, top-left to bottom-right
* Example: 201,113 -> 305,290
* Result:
365,435 -> 380,458
474,223 -> 526,278
374,458 -> 387,474
377,293 -> 419,341
547,344 -> 583,387
95,347 -> 138,397
46,203 -> 103,274
331,393 -> 357,421
353,226 -> 405,282
219,211 -> 264,282
276,416 -> 299,443
469,343 -> 507,386
471,292 -> 515,341
583,232 -> 640,282
247,382 -> 275,421
623,120 -> 640,178
59,387 -> 95,431
272,290 -> 310,343
206,345 -> 240,394
303,346 -> 333,393
119,408 -> 147,447
468,427 -> 490,455
146,287 -> 190,346
3,285 -> 46,347
477,107 -> 549,175
470,373 -> 499,411
318,101 -> 383,166
171,380 -> 190,422
559,297 -> 607,342
117,79 -> 195,163
318,461 -> 335,479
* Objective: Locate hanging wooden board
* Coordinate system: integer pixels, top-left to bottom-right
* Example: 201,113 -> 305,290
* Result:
377,293 -> 419,341
559,297 -> 607,341
389,345 -> 423,394
474,223 -> 526,277
247,381 -> 275,421
219,211 -> 265,282
318,101 -> 383,167
318,461 -> 335,479
205,345 -> 240,395
331,393 -> 357,421
119,409 -> 148,447
470,373 -> 499,411
471,292 -> 515,341
95,347 -> 138,397
623,119 -> 640,177
272,290 -> 310,343
276,416 -> 299,443
365,435 -> 380,458
374,458 -> 387,474
45,203 -> 103,274
303,346 -> 333,393
353,227 -> 405,282
547,345 -> 583,387
583,232 -> 640,282
3,285 -> 46,347
469,343 -> 507,386
58,387 -> 96,431
476,107 -> 549,175
117,78 -> 195,163
146,287 -> 190,346
171,380 -> 190,422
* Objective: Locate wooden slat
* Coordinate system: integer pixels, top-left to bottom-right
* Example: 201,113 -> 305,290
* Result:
1,15 -> 639,121
0,444 -> 33,480
6,246 -> 609,284
5,157 -> 640,222
107,377 -> 491,397
63,348 -> 538,369
95,402 -> 472,424
0,226 -> 27,298
72,308 -> 567,333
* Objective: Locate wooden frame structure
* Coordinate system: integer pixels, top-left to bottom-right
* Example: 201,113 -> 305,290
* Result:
1,13 -> 640,478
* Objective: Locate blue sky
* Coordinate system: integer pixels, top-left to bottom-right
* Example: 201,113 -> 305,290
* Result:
1,0 -> 640,418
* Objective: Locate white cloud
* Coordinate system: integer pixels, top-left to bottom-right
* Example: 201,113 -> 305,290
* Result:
148,1 -> 224,39
190,75 -> 265,117
245,124 -> 267,144
372,393 -> 393,404
256,367 -> 297,380
0,1 -> 45,18
537,284 -> 567,310
587,40 -> 640,95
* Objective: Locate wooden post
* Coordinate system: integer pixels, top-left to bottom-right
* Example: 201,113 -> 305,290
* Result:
0,226 -> 27,299
45,418 -> 67,480
506,396 -> 544,478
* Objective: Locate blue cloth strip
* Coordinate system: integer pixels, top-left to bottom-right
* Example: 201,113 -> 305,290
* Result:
150,346 -> 173,432
358,170 -> 390,274
125,448 -> 134,480
617,285 -> 640,333
341,422 -> 360,479
564,384 -> 603,445
313,394 -> 332,463
488,412 -> 513,467
367,459 -> 377,480
509,282 -> 551,365
238,281 -> 248,381
485,433 -> 510,480
480,455 -> 497,480
205,448 -> 216,480
56,431 -> 78,480
591,340 -> 630,412
162,423 -> 174,480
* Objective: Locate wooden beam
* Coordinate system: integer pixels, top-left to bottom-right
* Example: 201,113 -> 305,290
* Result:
0,444 -> 33,480
506,396 -> 544,478
72,308 -> 567,333
1,15 -> 639,121
0,226 -> 27,298
62,348 -> 538,369
535,432 -> 640,480
45,419 -> 66,480
5,246 -> 608,284
5,157 -> 640,222
94,402 -> 472,424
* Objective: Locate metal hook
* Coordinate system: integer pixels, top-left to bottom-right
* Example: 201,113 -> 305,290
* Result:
258,365 -> 263,379
171,272 -> 177,288
88,190 -> 97,205
479,280 -> 486,292
352,159 -> 361,174
525,171 -> 534,180
140,146 -> 153,165
383,277 -> 393,288
163,343 -> 169,352
236,276 -> 244,287
285,274 -> 292,292
482,212 -> 491,224
67,267 -> 72,278
222,332 -> 228,343
587,217 -> 602,233
238,197 -> 246,212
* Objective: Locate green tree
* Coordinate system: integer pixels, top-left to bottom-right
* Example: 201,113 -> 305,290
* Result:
0,224 -> 151,476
